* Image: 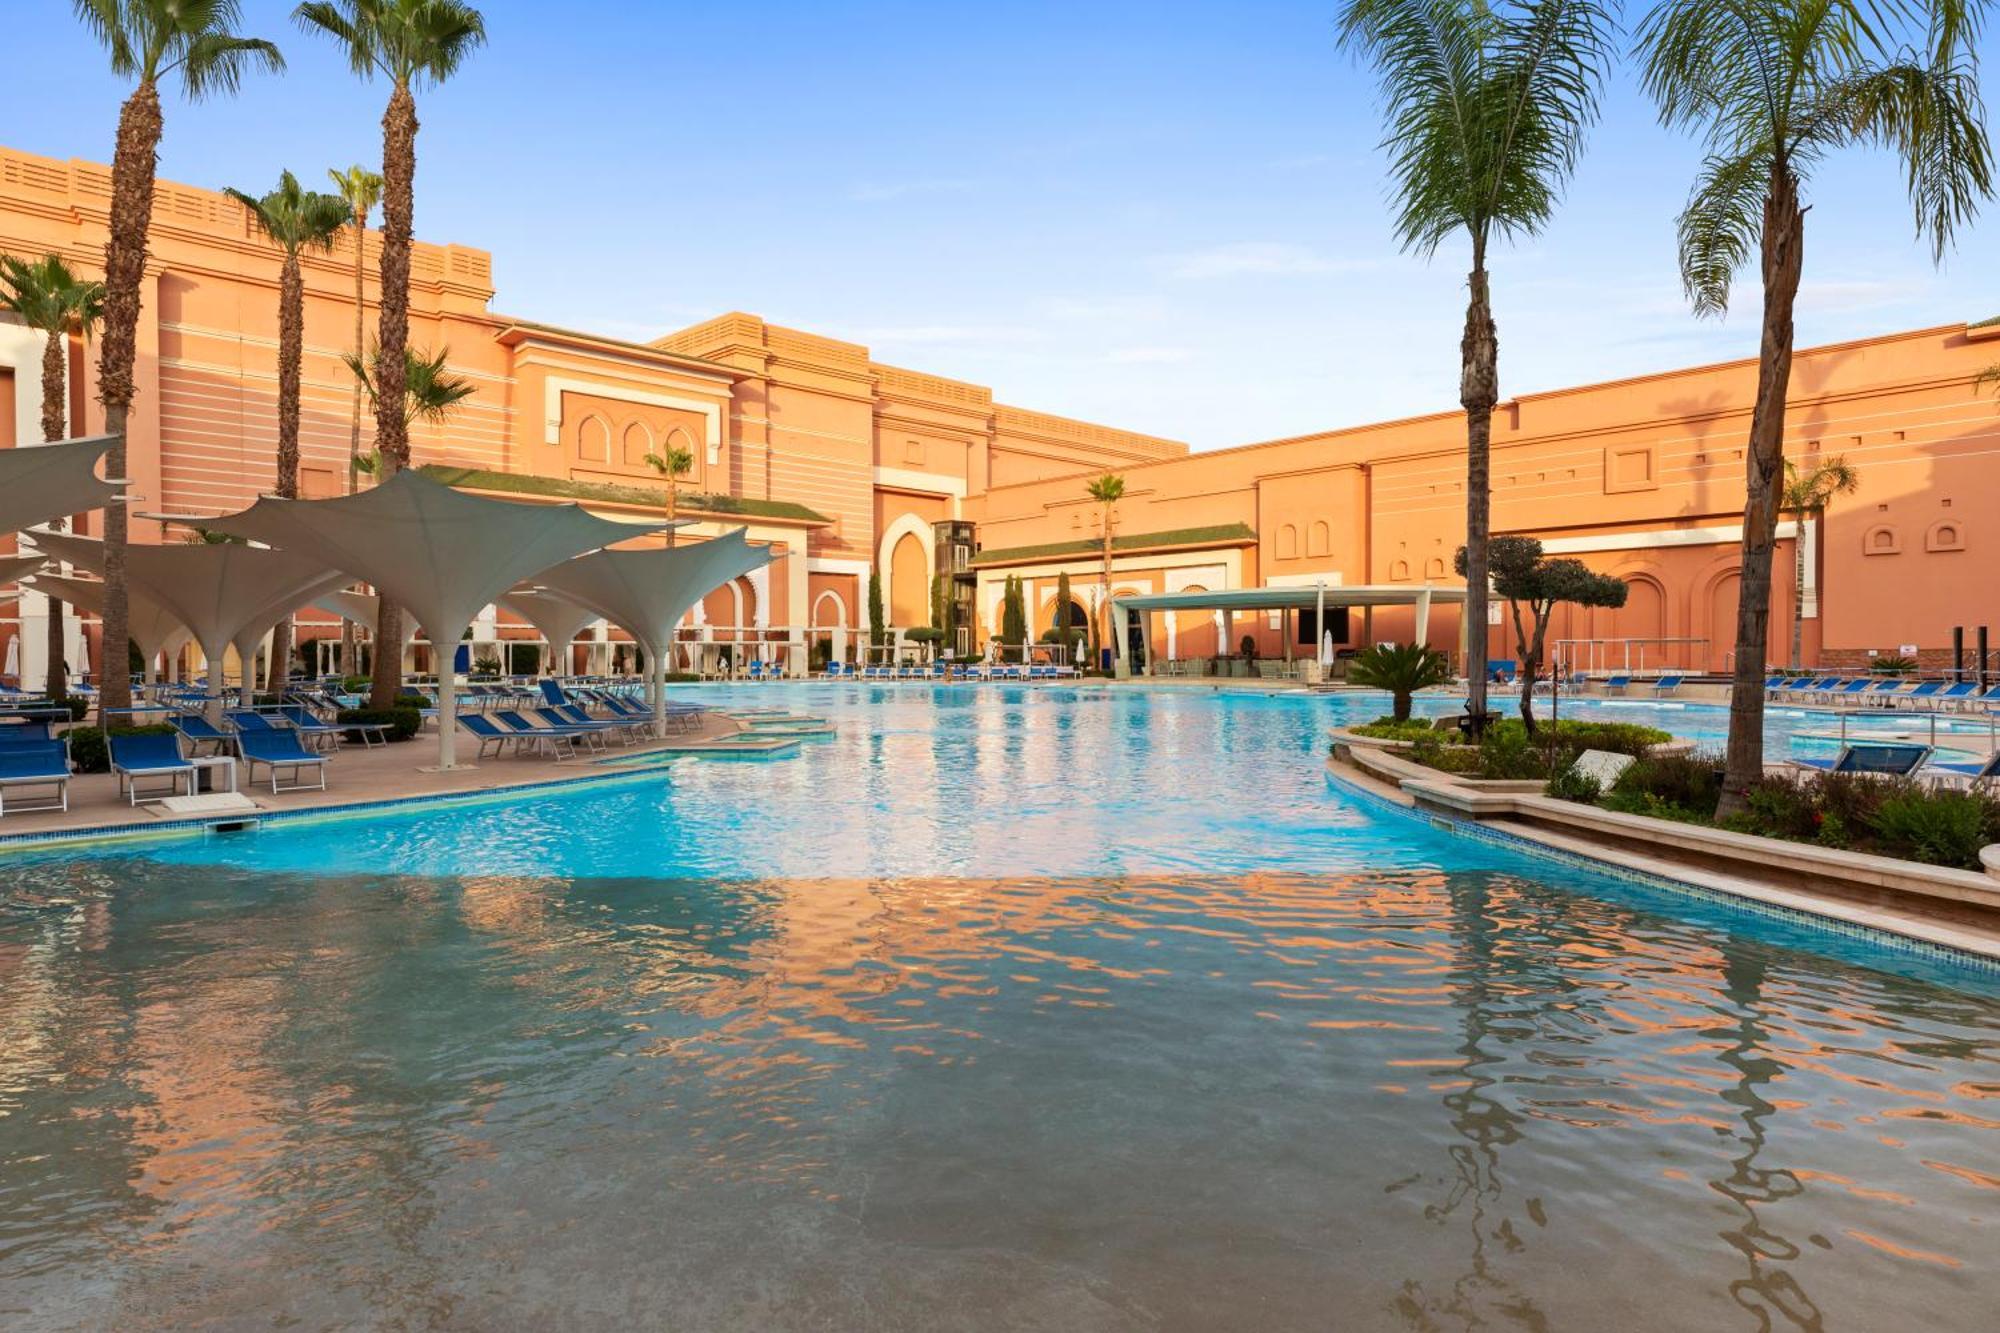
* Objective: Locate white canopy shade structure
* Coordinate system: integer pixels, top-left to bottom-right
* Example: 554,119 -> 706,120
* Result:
0,553 -> 48,586
28,571 -> 194,684
499,589 -> 603,677
27,528 -> 342,709
0,435 -> 121,537
312,590 -> 424,646
194,469 -> 661,769
534,529 -> 773,736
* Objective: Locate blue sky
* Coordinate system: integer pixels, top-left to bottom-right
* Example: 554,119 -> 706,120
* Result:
12,1 -> 1999,449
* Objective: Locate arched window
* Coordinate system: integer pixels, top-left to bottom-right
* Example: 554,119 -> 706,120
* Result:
1926,520 -> 1966,552
1275,524 -> 1299,559
1390,558 -> 1411,581
1862,524 -> 1901,556
620,420 -> 653,467
1307,521 -> 1331,558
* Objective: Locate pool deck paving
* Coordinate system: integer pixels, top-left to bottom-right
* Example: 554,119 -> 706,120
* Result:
0,710 -> 777,845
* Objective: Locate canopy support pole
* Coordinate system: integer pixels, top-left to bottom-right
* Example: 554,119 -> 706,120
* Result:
434,646 -> 462,771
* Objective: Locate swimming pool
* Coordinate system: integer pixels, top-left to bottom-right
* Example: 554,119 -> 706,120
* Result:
1,685 -> 1994,1328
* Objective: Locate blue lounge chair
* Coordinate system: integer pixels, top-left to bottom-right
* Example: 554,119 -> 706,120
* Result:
491,709 -> 592,759
457,712 -> 522,760
1789,743 -> 1933,777
1829,678 -> 1873,699
1924,751 -> 2000,785
174,714 -> 238,757
1888,680 -> 1944,709
277,705 -> 343,751
0,740 -> 71,815
1650,675 -> 1685,697
1600,675 -> 1631,695
1934,682 -> 1979,710
538,679 -> 570,708
237,728 -> 329,793
110,732 -> 195,805
547,703 -> 636,744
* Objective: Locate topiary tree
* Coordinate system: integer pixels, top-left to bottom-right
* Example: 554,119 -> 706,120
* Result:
867,570 -> 886,650
1000,574 -> 1028,652
1456,536 -> 1627,734
1346,642 -> 1454,721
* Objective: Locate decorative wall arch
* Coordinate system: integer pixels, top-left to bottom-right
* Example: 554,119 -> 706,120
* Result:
811,589 -> 848,628
875,512 -> 936,627
1925,519 -> 1965,552
1862,523 -> 1901,556
620,420 -> 654,467
576,413 -> 611,463
1307,521 -> 1331,558
1275,524 -> 1299,559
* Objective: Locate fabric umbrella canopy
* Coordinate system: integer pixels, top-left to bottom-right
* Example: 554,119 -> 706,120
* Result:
0,554 -> 48,586
194,469 -> 660,769
312,590 -> 425,650
0,435 -> 120,537
500,589 -> 603,679
534,529 -> 773,736
28,528 -> 341,711
29,571 -> 194,684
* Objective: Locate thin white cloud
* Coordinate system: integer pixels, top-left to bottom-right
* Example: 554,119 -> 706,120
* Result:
1161,242 -> 1379,280
847,177 -> 982,203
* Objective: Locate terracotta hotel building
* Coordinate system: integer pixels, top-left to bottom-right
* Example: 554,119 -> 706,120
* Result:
3,141 -> 1997,679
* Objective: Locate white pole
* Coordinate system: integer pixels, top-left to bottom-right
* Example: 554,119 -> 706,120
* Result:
436,633 -> 461,770
647,638 -> 667,738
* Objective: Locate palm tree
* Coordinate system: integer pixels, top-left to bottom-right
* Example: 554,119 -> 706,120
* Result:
345,342 -> 476,428
74,0 -> 283,715
641,445 -> 695,546
224,170 -> 349,693
1338,0 -> 1618,733
1780,456 -> 1861,671
1086,472 -> 1124,668
1637,0 -> 1992,815
295,0 -> 486,707
327,163 -> 383,676
0,253 -> 104,698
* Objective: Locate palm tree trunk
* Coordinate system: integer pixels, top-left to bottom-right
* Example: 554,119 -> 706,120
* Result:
39,332 -> 69,700
1460,250 -> 1497,730
1717,164 -> 1805,820
343,205 -> 367,674
1789,515 -> 1807,670
266,251 -> 306,697
369,79 -> 418,711
95,78 -> 164,716
1100,521 -> 1113,670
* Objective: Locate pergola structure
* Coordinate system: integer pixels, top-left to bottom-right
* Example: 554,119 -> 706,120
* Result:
535,529 -> 773,736
198,470 -> 661,769
1108,583 -> 1467,678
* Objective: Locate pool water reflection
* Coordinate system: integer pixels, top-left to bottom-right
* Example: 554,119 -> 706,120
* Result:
0,685 -> 1994,1329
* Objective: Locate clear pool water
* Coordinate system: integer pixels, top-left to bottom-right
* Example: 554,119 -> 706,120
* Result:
1,684 -> 1994,1329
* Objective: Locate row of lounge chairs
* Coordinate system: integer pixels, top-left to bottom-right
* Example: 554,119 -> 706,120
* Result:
820,661 -> 1079,681
1591,675 -> 1687,697
0,722 -> 329,813
1766,676 -> 2000,711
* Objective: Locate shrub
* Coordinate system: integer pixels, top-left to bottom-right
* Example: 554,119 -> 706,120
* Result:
65,724 -> 177,774
905,627 -> 945,645
1409,733 -> 1482,774
337,707 -> 422,743
58,694 -> 92,721
1605,750 -> 1724,819
1546,763 -> 1602,803
1870,654 -> 1917,675
1865,786 -> 1996,868
1478,725 -> 1548,780
1350,715 -> 1441,743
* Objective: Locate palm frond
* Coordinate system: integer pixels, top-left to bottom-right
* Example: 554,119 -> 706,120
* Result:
227,171 -> 357,253
295,1 -> 486,87
1675,148 -> 1767,316
174,34 -> 285,100
70,0 -> 136,75
1815,53 -> 1994,257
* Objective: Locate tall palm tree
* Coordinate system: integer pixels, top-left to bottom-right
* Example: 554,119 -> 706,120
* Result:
346,342 -> 476,427
1780,456 -> 1860,671
294,0 -> 486,707
1338,0 -> 1618,732
326,164 -> 383,676
641,445 -> 694,547
74,0 -> 283,715
1086,473 -> 1124,667
1637,0 -> 1992,815
0,253 -> 105,698
224,170 -> 350,693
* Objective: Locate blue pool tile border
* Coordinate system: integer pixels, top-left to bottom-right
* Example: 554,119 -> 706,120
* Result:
1324,764 -> 2000,979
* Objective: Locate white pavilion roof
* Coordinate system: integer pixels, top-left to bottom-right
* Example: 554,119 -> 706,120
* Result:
533,529 -> 772,654
0,435 -> 119,536
29,570 -> 193,660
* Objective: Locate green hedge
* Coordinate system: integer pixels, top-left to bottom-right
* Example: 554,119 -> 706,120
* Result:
337,707 -> 422,743
65,724 -> 178,774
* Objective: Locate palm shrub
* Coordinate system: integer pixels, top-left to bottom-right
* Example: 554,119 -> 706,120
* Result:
1636,0 -> 1994,815
1346,642 -> 1453,721
1338,0 -> 1619,734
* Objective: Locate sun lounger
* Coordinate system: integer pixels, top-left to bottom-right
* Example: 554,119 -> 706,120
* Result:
110,732 -> 196,805
277,705 -> 345,751
0,740 -> 71,815
237,729 -> 329,794
173,714 -> 238,757
1789,743 -> 1933,777
1925,751 -> 2000,784
1600,675 -> 1631,695
457,712 -> 524,760
1889,680 -> 1944,709
491,709 -> 594,759
1934,681 -> 1979,710
1650,675 -> 1685,697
